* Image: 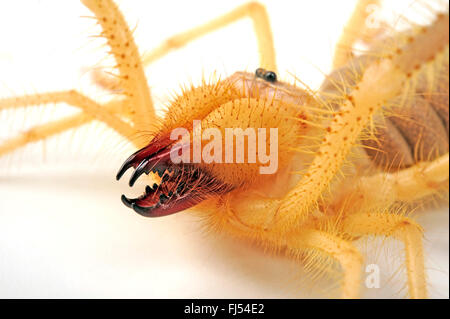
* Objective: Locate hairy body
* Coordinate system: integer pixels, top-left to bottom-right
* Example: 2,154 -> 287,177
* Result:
0,0 -> 448,298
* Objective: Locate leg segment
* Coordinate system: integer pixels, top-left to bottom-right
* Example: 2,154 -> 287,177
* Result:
2,0 -> 156,157
342,213 -> 427,299
142,2 -> 276,71
332,0 -> 380,68
287,229 -> 363,298
0,91 -> 136,156
0,113 -> 89,157
329,154 -> 449,214
377,153 -> 449,201
81,0 -> 155,127
92,2 -> 277,91
0,101 -> 137,156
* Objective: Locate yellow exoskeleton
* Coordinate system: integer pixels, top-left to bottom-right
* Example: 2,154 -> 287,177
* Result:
0,0 -> 448,298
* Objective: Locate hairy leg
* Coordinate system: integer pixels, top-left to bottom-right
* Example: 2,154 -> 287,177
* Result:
81,0 -> 155,128
0,92 -> 136,156
92,2 -> 277,91
1,0 -> 159,157
276,12 -> 449,227
342,212 -> 427,298
287,229 -> 363,298
144,2 -> 276,70
326,153 -> 449,216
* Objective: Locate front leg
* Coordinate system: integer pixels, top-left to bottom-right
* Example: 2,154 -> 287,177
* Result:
0,91 -> 137,157
81,0 -> 155,127
222,194 -> 363,298
92,2 -> 277,91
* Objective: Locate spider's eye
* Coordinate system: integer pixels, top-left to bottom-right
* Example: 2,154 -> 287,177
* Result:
254,68 -> 277,83
263,71 -> 277,83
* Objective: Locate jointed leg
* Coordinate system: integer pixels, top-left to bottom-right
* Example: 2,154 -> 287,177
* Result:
276,12 -> 449,227
143,2 -> 276,70
373,153 -> 449,201
2,0 -> 158,158
332,0 -> 380,69
288,229 -> 363,298
0,91 -> 136,156
81,0 -> 155,128
329,153 -> 449,215
0,100 -> 141,156
0,113 -> 90,157
93,2 -> 277,91
0,91 -> 134,138
342,213 -> 427,298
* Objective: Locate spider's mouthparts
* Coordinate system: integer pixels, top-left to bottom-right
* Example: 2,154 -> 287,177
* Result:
116,138 -> 232,217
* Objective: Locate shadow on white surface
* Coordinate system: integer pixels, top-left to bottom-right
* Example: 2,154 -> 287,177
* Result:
0,170 -> 448,298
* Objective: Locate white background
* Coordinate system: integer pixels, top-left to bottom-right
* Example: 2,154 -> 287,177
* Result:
0,0 -> 448,298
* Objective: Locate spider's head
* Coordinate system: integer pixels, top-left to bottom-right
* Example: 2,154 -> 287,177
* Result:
117,69 -> 320,217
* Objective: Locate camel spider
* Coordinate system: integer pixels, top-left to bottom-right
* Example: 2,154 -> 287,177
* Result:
0,0 -> 448,298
